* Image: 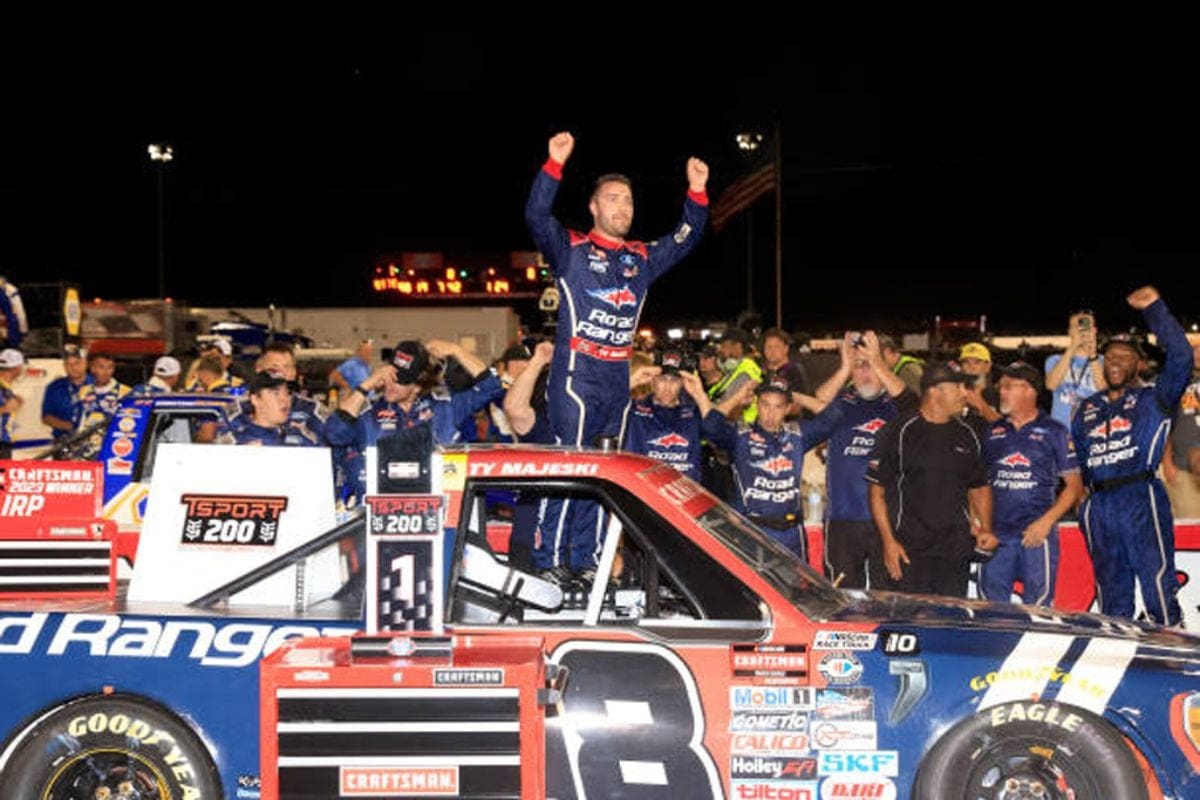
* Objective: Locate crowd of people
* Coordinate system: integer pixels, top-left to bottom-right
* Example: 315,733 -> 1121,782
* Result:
2,133 -> 1197,630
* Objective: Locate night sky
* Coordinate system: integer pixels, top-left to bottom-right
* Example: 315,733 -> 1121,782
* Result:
2,28 -> 1196,335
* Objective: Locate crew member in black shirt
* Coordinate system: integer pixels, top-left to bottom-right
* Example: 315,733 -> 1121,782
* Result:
866,362 -> 998,596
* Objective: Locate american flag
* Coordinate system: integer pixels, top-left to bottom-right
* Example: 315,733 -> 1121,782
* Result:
710,163 -> 776,232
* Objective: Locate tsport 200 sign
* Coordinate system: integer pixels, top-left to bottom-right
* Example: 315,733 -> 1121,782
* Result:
179,494 -> 288,547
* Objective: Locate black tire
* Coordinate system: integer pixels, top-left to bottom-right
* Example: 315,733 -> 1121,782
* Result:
913,700 -> 1148,800
2,694 -> 222,800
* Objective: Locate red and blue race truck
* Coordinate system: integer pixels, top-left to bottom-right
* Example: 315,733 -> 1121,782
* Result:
5,408 -> 1200,798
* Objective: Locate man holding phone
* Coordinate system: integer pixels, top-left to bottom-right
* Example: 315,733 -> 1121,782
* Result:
1046,310 -> 1107,426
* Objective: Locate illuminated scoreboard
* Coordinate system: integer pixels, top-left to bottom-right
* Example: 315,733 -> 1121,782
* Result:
371,252 -> 548,300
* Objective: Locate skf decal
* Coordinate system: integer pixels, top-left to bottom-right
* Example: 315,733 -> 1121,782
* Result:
818,750 -> 899,777
179,493 -> 288,546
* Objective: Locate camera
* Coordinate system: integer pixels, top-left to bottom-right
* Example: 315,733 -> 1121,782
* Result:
849,332 -> 867,347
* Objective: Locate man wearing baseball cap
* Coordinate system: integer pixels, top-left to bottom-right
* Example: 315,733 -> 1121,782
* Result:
625,349 -> 703,482
684,373 -> 820,559
41,345 -> 93,441
0,348 -> 24,459
708,327 -> 763,423
979,362 -> 1082,606
1071,286 -> 1193,626
867,362 -> 997,596
132,356 -> 182,395
325,338 -> 502,498
227,372 -> 311,446
959,342 -> 1001,430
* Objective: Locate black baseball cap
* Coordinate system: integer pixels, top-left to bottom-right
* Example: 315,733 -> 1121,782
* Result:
248,371 -> 293,393
999,361 -> 1042,390
500,344 -> 533,364
658,349 -> 685,375
920,362 -> 973,392
390,340 -> 430,384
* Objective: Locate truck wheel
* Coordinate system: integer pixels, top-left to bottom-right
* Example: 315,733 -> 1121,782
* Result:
2,694 -> 221,800
913,700 -> 1148,800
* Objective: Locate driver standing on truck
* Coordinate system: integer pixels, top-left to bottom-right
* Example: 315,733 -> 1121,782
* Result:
227,372 -> 316,446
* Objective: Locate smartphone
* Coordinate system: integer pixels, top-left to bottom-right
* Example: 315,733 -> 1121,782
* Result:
1077,314 -> 1093,331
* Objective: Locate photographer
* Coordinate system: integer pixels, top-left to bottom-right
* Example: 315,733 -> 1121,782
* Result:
1046,310 -> 1106,427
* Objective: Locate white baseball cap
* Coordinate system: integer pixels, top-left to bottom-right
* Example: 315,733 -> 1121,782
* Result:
203,338 -> 233,356
153,356 -> 182,377
0,349 -> 24,368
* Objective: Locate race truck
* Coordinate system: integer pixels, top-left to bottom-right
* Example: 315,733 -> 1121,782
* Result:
254,445 -> 1200,800
5,431 -> 1200,799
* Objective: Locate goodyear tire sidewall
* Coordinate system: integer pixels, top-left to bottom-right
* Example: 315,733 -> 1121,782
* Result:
3,694 -> 220,800
913,699 -> 1148,800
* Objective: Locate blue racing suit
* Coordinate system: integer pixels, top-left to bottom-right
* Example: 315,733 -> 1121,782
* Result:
805,389 -> 915,586
624,398 -> 702,482
701,410 -> 821,559
525,158 -> 707,447
326,375 -> 503,497
229,417 -> 322,447
41,375 -> 93,439
980,412 -> 1078,605
1071,298 -> 1192,625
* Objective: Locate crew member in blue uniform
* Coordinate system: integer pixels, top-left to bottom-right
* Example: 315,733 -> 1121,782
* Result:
801,331 -> 914,588
131,356 -> 182,395
525,131 -> 709,449
1071,285 -> 1192,625
624,349 -> 702,482
326,339 -> 503,497
41,345 -> 93,440
228,371 -> 318,446
980,362 -> 1082,605
686,373 -> 821,559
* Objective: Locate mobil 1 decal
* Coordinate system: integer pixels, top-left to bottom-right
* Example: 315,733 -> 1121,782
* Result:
546,640 -> 723,799
179,493 -> 287,546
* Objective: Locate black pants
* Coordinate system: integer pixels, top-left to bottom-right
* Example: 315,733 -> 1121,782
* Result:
891,550 -> 970,598
0,443 -> 11,460
825,519 -> 888,590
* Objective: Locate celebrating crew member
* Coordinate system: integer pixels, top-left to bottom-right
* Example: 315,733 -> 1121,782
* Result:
1071,286 -> 1192,626
77,352 -> 131,430
0,349 -> 24,459
625,349 -> 702,481
867,362 -> 998,597
227,372 -> 316,446
525,131 -> 709,448
131,356 -> 182,395
802,331 -> 914,588
685,372 -> 822,559
326,339 -> 502,496
41,345 -> 93,440
980,362 -> 1082,605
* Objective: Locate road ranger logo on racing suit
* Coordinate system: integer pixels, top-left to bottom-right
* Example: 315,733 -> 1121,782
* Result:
648,432 -> 691,449
1089,416 -> 1132,438
586,285 -> 639,310
997,452 -> 1032,468
853,418 -> 887,435
753,456 -> 795,477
